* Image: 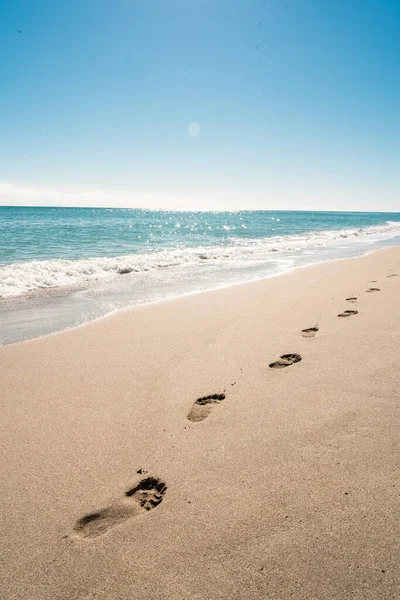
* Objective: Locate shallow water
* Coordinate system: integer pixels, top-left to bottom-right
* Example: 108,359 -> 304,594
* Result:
1,207 -> 399,344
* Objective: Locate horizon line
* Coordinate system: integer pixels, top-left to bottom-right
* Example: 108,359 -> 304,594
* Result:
1,204 -> 400,214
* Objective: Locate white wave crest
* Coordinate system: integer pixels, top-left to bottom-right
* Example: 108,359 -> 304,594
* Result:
1,220 -> 400,298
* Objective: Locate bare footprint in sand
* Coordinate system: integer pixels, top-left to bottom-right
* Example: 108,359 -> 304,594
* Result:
74,477 -> 167,539
346,297 -> 358,303
301,327 -> 319,338
188,393 -> 226,422
366,287 -> 380,292
269,353 -> 302,369
338,309 -> 358,318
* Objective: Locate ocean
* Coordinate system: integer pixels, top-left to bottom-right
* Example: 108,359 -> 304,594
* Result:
1,206 -> 400,345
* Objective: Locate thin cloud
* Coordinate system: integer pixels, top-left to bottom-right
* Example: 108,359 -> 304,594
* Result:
0,182 -> 398,213
0,182 -> 210,211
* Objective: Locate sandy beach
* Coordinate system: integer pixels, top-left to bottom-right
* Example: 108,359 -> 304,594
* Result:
1,246 -> 399,600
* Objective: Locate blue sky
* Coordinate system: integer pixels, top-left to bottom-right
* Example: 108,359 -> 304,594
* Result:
0,0 -> 399,210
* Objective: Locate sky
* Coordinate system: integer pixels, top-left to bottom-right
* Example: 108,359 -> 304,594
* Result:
0,0 -> 399,211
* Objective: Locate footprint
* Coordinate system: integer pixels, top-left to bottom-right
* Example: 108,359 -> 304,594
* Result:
366,287 -> 380,292
346,297 -> 358,303
301,327 -> 319,338
187,393 -> 226,422
74,477 -> 167,539
338,310 -> 358,318
369,280 -> 378,283
387,274 -> 397,278
269,353 -> 302,369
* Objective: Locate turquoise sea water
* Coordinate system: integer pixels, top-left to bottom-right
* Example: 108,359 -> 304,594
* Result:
2,206 -> 400,267
1,207 -> 400,344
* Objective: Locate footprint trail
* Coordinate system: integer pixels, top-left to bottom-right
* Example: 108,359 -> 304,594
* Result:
269,353 -> 302,369
74,477 -> 167,539
338,310 -> 358,318
301,327 -> 319,338
188,393 -> 226,422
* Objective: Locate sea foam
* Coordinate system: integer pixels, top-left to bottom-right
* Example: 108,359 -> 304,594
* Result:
1,220 -> 400,298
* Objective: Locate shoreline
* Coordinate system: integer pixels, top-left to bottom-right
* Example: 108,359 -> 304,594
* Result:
1,246 -> 399,599
2,243 -> 398,348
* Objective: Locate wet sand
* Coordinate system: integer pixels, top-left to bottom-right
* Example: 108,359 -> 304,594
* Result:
1,247 -> 399,599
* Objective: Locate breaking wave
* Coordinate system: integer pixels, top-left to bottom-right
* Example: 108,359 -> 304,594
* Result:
1,220 -> 400,298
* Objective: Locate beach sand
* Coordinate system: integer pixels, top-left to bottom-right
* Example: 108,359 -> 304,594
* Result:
1,247 -> 399,600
